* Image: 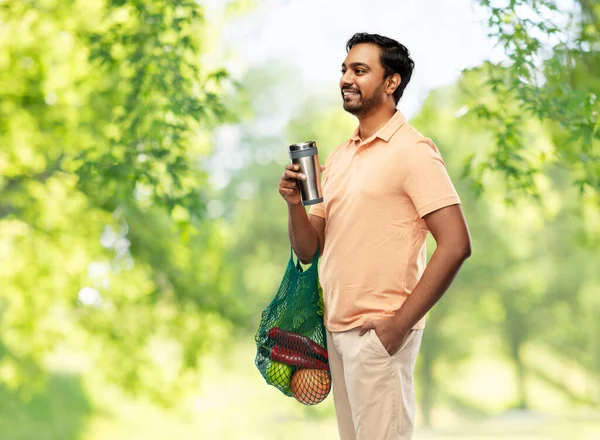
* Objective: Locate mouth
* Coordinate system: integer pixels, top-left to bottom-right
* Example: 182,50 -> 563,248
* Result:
342,89 -> 360,99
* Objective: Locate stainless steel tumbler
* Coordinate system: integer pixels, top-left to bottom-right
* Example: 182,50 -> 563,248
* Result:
288,141 -> 323,206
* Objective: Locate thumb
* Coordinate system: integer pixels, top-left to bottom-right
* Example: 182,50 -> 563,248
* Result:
359,321 -> 375,336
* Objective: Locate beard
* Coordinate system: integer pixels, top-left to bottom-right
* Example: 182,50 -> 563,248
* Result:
342,81 -> 387,116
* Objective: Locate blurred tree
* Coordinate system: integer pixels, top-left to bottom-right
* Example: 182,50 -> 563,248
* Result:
0,373 -> 91,440
0,0 -> 247,402
470,0 -> 599,196
412,67 -> 600,422
470,0 -> 600,409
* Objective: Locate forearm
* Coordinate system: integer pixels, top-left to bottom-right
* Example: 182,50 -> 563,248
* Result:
392,245 -> 470,333
288,204 -> 319,264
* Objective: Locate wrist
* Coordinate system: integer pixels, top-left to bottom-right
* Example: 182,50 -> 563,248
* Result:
287,201 -> 306,213
390,310 -> 412,335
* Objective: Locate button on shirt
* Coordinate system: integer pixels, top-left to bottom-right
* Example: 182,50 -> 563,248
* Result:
308,110 -> 461,332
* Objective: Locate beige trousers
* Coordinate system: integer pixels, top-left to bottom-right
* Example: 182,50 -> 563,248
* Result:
326,327 -> 423,440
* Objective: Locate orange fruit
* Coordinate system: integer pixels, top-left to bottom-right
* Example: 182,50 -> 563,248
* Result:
290,369 -> 331,405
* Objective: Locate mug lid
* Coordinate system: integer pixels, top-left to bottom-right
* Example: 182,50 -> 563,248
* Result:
289,141 -> 316,152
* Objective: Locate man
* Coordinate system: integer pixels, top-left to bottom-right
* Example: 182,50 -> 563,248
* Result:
278,32 -> 471,440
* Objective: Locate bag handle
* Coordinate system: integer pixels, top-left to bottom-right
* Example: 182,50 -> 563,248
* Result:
290,242 -> 320,273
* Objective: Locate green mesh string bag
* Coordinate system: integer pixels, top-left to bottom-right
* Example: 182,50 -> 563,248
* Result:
254,246 -> 330,405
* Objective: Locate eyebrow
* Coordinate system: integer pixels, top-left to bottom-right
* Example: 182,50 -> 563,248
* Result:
341,62 -> 371,70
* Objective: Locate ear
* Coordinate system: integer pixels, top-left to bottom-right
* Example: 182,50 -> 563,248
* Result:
386,73 -> 401,96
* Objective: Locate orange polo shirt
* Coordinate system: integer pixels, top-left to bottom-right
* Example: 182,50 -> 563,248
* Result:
308,110 -> 461,332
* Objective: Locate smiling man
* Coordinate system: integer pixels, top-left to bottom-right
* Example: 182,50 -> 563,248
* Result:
278,33 -> 472,440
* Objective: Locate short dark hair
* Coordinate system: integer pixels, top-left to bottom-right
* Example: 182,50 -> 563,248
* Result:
346,33 -> 414,104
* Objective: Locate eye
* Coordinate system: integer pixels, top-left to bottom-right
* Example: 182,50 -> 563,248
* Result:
355,69 -> 365,74
340,69 -> 347,74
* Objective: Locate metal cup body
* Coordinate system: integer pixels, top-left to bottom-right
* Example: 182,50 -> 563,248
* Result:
289,141 -> 323,206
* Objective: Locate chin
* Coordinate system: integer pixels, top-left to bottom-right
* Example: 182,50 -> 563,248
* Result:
343,103 -> 362,115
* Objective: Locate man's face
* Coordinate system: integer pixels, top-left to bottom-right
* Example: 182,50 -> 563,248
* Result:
340,43 -> 388,116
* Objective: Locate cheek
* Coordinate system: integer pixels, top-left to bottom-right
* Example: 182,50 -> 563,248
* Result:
354,79 -> 368,94
363,80 -> 383,96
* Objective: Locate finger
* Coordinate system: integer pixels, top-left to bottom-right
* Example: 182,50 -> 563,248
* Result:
359,321 -> 374,336
320,164 -> 326,172
285,164 -> 307,179
280,174 -> 299,183
280,182 -> 299,191
284,170 -> 306,181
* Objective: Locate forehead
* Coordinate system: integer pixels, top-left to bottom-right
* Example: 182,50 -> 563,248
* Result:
343,43 -> 383,69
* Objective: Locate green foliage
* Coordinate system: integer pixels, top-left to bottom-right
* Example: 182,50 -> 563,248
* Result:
79,0 -> 229,219
1,0 -> 599,428
0,374 -> 91,440
0,0 -> 237,403
471,0 -> 599,196
412,69 -> 600,419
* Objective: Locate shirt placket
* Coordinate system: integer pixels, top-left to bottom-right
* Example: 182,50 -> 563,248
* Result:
353,138 -> 375,160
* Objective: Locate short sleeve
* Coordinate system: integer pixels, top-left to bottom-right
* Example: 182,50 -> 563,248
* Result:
308,201 -> 326,218
401,139 -> 461,218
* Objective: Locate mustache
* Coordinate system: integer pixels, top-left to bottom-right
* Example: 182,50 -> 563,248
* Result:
341,86 -> 360,93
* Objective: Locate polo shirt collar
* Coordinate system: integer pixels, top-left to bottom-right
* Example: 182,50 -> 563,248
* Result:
348,110 -> 407,144
376,110 -> 406,142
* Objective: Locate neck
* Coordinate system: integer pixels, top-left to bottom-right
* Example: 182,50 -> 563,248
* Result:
356,104 -> 397,140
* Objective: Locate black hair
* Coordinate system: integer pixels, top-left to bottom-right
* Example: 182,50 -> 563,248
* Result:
346,32 -> 414,104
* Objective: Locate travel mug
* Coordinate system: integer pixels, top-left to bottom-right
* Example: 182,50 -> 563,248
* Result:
288,141 -> 323,206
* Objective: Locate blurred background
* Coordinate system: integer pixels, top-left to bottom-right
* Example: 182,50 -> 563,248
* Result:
1,0 -> 599,439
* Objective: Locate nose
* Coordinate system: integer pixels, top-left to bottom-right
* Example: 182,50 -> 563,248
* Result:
340,70 -> 354,88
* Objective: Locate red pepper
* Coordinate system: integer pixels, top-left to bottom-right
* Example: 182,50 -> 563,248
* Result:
267,327 -> 328,360
270,345 -> 329,371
